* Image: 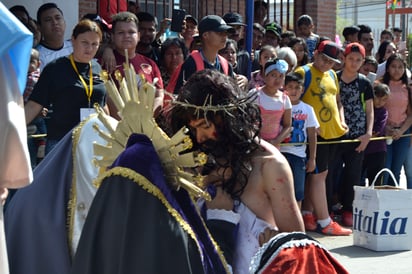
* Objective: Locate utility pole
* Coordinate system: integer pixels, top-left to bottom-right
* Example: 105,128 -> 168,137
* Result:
401,0 -> 406,40
354,0 -> 358,24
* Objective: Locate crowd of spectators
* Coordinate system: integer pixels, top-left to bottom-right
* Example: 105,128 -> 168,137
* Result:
3,1 -> 412,273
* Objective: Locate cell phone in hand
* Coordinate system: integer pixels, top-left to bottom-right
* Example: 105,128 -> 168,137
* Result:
399,41 -> 407,51
171,9 -> 186,33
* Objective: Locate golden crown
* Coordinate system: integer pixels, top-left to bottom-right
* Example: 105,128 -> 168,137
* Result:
92,59 -> 210,200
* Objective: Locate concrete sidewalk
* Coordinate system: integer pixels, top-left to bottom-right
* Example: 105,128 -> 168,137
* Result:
308,170 -> 411,274
309,232 -> 412,274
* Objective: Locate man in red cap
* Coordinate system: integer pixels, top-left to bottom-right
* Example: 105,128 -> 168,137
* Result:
295,40 -> 352,236
332,42 -> 373,227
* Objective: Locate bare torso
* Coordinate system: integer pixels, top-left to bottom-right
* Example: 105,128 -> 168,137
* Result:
204,139 -> 304,232
239,139 -> 304,231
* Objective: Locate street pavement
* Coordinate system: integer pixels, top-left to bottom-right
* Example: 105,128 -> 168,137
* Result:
308,169 -> 412,274
308,232 -> 412,274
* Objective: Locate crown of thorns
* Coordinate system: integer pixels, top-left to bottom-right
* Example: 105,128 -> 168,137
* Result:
170,92 -> 258,119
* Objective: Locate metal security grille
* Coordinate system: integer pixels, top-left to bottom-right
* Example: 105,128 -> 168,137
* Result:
139,0 -> 295,30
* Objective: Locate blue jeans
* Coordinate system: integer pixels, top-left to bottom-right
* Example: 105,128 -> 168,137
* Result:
385,133 -> 410,186
283,153 -> 306,201
403,140 -> 412,189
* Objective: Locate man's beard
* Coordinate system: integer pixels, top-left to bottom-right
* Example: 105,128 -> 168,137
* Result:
199,138 -> 229,159
199,138 -> 230,177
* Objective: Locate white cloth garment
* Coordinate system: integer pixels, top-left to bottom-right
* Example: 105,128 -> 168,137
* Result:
233,202 -> 274,274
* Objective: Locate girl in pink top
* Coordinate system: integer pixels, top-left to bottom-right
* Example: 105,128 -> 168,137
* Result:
251,58 -> 292,147
379,53 -> 412,185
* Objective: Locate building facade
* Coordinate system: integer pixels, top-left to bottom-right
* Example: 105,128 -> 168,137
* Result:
4,0 -> 337,40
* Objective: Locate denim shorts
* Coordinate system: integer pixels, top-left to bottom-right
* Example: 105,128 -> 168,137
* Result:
283,152 -> 306,201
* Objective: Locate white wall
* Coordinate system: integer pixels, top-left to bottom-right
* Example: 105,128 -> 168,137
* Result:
339,1 -> 412,51
2,0 -> 79,40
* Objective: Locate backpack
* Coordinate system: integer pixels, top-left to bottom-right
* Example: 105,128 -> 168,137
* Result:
165,50 -> 229,94
336,70 -> 368,111
302,64 -> 336,96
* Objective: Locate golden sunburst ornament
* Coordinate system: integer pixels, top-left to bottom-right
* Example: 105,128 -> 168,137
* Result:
92,59 -> 210,200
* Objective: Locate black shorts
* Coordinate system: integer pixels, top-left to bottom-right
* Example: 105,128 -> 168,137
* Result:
312,136 -> 342,174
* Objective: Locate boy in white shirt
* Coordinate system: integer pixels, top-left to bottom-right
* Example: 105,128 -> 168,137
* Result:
281,72 -> 319,208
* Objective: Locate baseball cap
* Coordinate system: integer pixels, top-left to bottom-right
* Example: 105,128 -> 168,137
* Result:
342,25 -> 360,37
344,42 -> 366,58
185,15 -> 198,25
82,13 -> 112,31
317,40 -> 342,64
222,12 -> 246,26
198,15 -> 234,36
254,0 -> 268,10
265,22 -> 282,38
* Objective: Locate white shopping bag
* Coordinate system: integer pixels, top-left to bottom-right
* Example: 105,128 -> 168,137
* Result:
353,168 -> 412,251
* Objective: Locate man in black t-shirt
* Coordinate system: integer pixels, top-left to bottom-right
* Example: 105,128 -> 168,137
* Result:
330,42 -> 374,227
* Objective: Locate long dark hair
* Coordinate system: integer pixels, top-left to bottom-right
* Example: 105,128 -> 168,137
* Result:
160,37 -> 188,66
382,53 -> 409,85
288,37 -> 309,66
382,53 -> 412,106
170,69 -> 261,200
376,40 -> 394,64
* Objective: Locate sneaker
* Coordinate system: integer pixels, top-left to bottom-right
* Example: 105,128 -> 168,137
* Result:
342,211 -> 353,227
319,220 -> 352,236
303,213 -> 317,231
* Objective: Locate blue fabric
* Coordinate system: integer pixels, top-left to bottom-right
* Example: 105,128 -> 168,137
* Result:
111,134 -> 227,273
45,139 -> 60,155
0,2 -> 32,94
110,134 -> 177,207
264,59 -> 288,75
384,132 -> 410,186
0,2 -> 33,186
403,145 -> 412,189
302,65 -> 336,96
5,132 -> 73,274
283,153 -> 306,201
5,132 -> 227,274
